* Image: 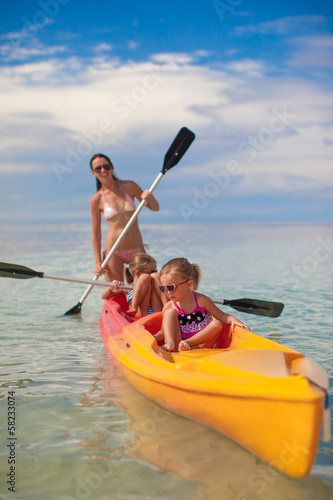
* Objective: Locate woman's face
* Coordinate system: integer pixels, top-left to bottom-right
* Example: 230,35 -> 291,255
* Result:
91,157 -> 114,180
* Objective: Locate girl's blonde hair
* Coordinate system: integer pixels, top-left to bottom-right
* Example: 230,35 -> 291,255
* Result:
160,257 -> 201,290
125,253 -> 157,283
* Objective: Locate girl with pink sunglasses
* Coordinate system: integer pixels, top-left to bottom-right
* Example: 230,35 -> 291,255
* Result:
158,257 -> 250,352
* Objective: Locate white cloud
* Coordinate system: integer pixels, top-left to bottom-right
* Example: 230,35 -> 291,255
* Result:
0,47 -> 332,195
224,58 -> 264,77
235,15 -> 327,37
1,162 -> 43,174
288,35 -> 333,69
195,50 -> 212,58
127,41 -> 139,50
0,20 -> 54,43
236,125 -> 333,192
162,120 -> 333,195
151,52 -> 196,65
94,43 -> 114,52
0,38 -> 67,62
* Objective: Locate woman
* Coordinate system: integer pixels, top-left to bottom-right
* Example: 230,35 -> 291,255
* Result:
90,153 -> 159,282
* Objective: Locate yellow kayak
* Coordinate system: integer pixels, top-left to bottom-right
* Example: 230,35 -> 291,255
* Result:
100,294 -> 329,478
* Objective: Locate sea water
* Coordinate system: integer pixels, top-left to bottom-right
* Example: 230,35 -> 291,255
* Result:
0,222 -> 332,500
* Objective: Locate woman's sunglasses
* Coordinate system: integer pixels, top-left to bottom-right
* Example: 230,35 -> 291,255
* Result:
93,163 -> 113,173
158,280 -> 188,293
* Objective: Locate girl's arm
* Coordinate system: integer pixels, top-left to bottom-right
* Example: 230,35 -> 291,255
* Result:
126,180 -> 159,212
197,293 -> 250,331
101,287 -> 114,300
101,282 -> 127,300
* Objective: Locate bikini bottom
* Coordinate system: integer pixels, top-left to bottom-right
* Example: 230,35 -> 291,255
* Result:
103,244 -> 149,264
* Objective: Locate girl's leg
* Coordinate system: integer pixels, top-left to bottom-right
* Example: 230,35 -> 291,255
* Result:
161,308 -> 182,352
179,319 -> 222,351
130,273 -> 152,316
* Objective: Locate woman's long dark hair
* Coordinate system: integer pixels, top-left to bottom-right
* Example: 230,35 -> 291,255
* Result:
90,153 -> 118,191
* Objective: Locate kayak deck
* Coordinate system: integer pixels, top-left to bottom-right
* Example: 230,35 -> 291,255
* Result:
100,294 -> 328,478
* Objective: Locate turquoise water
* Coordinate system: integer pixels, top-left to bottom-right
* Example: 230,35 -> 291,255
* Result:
0,222 -> 332,500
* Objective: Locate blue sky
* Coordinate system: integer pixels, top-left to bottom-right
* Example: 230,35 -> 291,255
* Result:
0,0 -> 332,225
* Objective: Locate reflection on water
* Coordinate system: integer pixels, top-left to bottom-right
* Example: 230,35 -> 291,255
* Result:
75,356 -> 331,500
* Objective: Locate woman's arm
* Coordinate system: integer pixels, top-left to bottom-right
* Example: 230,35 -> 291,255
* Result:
90,196 -> 104,275
126,181 -> 159,211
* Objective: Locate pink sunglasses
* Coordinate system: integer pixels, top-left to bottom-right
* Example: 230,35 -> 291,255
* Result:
158,280 -> 188,293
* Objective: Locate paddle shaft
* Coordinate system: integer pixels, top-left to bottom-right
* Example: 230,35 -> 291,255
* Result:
214,299 -> 229,306
63,127 -> 195,315
43,273 -> 283,317
41,273 -> 132,290
77,172 -> 164,306
0,262 -> 283,317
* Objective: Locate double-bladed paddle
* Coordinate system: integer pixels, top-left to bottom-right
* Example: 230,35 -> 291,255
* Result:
65,126 -> 195,315
0,262 -> 284,318
0,262 -> 132,290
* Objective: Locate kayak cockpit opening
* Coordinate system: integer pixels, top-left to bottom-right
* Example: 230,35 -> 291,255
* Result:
141,313 -> 233,350
140,313 -> 162,336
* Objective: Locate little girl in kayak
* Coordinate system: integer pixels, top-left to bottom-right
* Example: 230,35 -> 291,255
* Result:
101,253 -> 167,317
158,257 -> 250,352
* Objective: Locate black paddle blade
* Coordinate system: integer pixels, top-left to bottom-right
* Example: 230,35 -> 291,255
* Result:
64,301 -> 82,316
0,262 -> 43,279
162,127 -> 195,174
223,298 -> 284,318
